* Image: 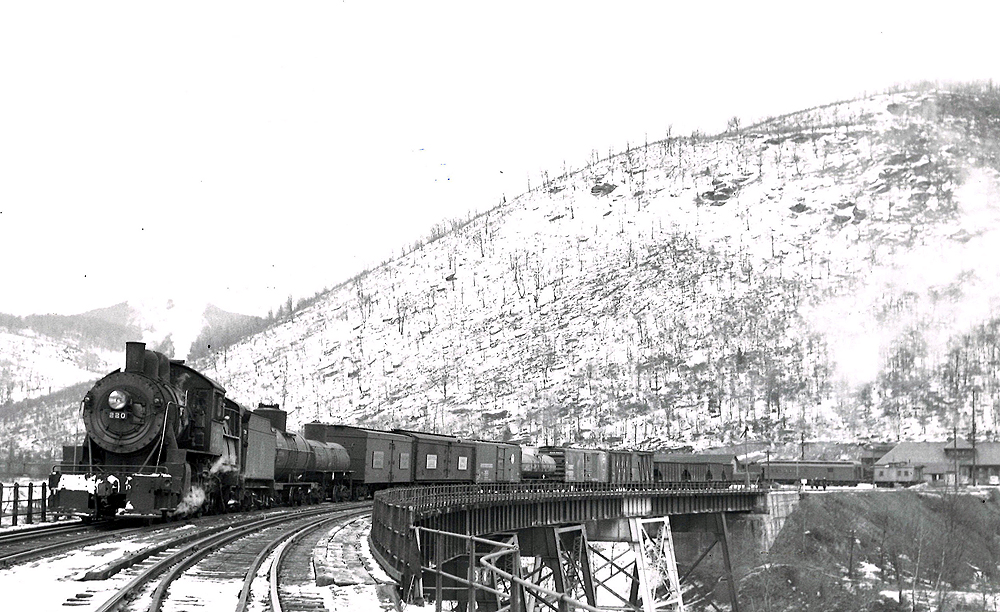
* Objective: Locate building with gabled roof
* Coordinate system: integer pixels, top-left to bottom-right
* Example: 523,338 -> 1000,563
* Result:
875,439 -> 1000,486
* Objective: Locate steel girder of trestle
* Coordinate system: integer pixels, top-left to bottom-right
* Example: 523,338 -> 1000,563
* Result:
414,511 -> 739,612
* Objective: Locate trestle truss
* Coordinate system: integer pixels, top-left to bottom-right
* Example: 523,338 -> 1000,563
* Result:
414,512 -> 737,612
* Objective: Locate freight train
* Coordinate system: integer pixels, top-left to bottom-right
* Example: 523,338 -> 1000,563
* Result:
49,342 -> 745,520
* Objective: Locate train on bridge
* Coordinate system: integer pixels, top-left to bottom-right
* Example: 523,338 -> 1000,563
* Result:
48,342 -> 744,521
735,459 -> 867,487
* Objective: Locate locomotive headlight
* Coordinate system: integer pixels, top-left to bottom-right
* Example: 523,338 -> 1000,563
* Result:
108,389 -> 130,410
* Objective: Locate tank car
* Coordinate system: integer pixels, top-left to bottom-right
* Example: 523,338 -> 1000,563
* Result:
257,406 -> 351,504
520,448 -> 557,479
536,446 -> 609,483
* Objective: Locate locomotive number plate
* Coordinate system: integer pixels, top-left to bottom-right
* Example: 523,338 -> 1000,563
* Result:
107,411 -> 129,420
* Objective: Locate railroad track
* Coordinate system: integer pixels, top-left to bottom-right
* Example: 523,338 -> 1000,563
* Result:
82,502 -> 374,612
0,520 -> 85,546
0,520 -> 148,567
239,506 -> 373,612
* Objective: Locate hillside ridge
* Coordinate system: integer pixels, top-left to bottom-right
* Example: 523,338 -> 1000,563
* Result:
5,83 -> 1000,462
197,85 -> 1000,450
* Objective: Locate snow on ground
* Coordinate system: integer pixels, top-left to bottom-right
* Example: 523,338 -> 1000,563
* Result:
0,524 -> 198,609
0,516 -> 401,612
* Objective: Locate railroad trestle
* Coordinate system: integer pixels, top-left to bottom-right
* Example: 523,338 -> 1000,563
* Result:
370,482 -> 764,611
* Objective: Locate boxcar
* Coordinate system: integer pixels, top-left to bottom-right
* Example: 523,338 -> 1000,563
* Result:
653,453 -> 735,482
398,431 -> 477,483
609,450 -> 654,483
304,423 -> 414,496
539,447 -> 609,483
472,440 -> 522,483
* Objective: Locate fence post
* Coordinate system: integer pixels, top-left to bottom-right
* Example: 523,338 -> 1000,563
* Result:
27,482 -> 34,524
12,483 -> 19,527
41,482 -> 47,522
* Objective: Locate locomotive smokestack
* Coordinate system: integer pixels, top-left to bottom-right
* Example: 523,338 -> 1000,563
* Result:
125,342 -> 146,373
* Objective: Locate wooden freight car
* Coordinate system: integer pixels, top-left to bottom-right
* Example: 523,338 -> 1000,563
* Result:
653,453 -> 735,482
471,440 -> 521,483
397,431 -> 478,484
609,450 -> 654,483
304,423 -> 414,498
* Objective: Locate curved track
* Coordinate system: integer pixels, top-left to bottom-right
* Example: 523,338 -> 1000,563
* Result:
85,503 -> 372,612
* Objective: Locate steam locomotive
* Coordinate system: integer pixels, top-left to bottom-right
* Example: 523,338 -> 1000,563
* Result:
50,342 -> 743,520
49,342 -> 353,519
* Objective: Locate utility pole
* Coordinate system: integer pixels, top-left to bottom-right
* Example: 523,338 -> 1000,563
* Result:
954,424 -> 959,493
972,386 -> 978,486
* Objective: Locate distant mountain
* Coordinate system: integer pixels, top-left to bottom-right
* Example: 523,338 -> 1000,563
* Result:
0,308 -> 138,405
195,83 -> 1000,450
0,298 -> 259,408
0,300 -> 263,467
187,304 -> 268,362
80,301 -> 142,329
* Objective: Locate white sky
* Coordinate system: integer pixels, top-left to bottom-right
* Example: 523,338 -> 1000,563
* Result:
2,1 -> 998,317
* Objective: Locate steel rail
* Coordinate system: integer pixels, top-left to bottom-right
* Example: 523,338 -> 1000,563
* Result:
92,506 -> 350,612
233,506 -> 368,612
266,508 -> 371,612
0,525 -> 145,566
0,521 -> 85,545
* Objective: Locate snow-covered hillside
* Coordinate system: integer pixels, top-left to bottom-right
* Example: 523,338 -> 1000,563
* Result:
199,88 -> 1000,450
0,330 -> 113,404
7,87 -> 1000,461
